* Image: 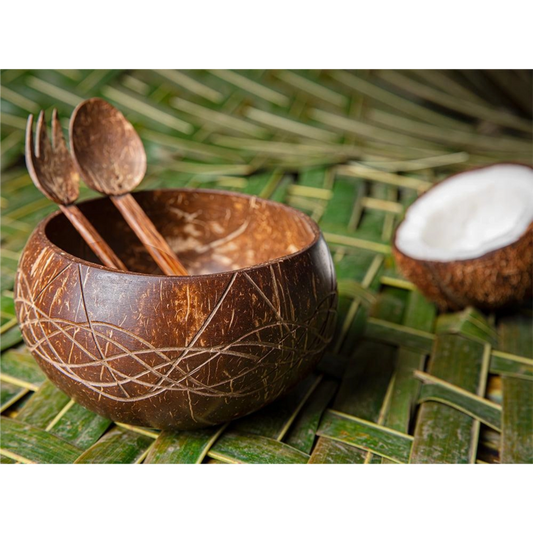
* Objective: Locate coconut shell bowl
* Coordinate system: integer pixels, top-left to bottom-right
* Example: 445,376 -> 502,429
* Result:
14,189 -> 337,430
392,163 -> 533,311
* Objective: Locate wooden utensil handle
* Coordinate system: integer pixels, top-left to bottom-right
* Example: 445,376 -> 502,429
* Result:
60,204 -> 127,271
111,193 -> 189,276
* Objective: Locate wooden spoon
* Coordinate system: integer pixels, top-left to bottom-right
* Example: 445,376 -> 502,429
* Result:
69,98 -> 189,276
25,110 -> 127,271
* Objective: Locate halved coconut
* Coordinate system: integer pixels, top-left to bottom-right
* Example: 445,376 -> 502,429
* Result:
393,163 -> 533,310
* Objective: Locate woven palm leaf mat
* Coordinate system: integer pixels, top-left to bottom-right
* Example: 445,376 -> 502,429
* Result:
1,69 -> 532,464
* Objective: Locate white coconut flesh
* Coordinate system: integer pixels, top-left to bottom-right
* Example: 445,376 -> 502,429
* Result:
395,164 -> 533,262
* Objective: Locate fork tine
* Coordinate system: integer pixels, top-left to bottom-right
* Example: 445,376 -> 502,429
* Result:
25,113 -> 46,196
25,113 -> 35,161
52,109 -> 68,153
25,114 -> 39,180
35,110 -> 49,159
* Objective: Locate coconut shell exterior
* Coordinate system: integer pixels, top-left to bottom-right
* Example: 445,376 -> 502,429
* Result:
393,221 -> 533,311
14,189 -> 337,430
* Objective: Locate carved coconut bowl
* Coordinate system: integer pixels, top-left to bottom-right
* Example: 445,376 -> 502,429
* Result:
15,189 -> 337,430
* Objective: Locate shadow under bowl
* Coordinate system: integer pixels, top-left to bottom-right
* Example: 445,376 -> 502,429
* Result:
15,188 -> 337,430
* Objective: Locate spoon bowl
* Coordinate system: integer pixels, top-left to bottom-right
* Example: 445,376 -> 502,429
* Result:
70,98 -> 146,196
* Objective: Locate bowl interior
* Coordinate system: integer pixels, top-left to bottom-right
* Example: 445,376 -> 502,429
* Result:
45,189 -> 317,275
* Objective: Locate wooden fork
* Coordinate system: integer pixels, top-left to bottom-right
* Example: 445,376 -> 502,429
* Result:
25,110 -> 127,271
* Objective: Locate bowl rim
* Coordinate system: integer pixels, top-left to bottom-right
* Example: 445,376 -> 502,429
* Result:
35,187 -> 324,281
